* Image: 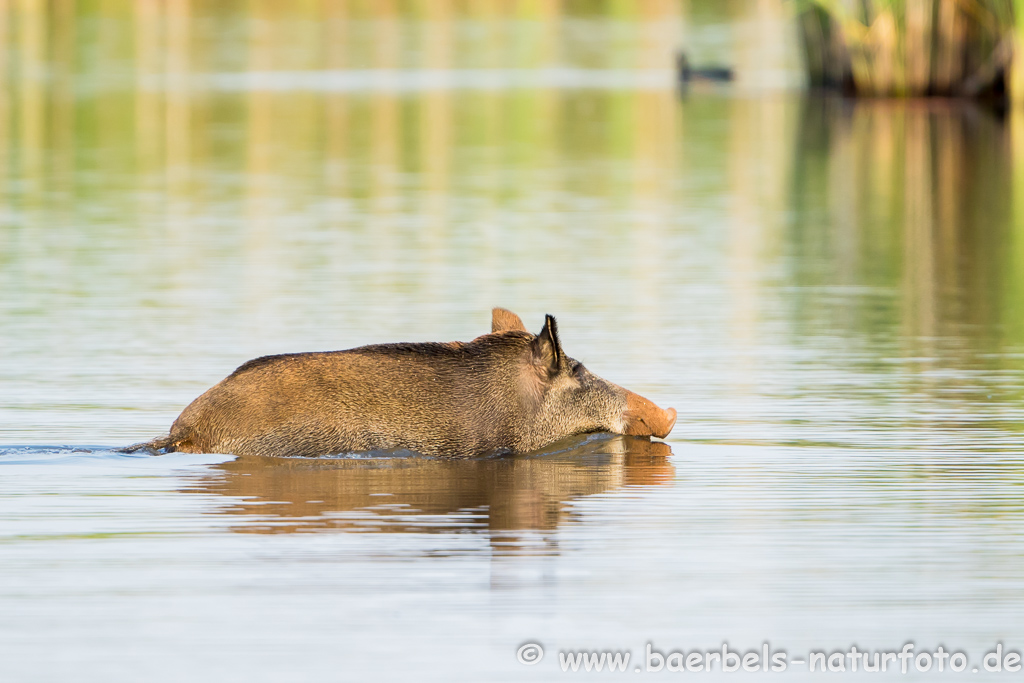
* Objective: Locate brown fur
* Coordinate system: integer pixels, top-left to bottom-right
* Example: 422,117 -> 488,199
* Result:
123,309 -> 676,458
491,307 -> 527,333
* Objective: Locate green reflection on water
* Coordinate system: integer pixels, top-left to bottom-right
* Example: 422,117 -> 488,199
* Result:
0,2 -> 1022,447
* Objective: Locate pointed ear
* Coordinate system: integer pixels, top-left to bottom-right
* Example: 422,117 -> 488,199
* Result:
492,307 -> 527,333
531,314 -> 562,376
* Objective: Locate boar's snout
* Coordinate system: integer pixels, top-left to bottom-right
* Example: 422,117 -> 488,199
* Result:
620,388 -> 677,439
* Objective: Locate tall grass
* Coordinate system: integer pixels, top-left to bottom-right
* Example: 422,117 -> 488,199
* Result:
795,0 -> 1021,99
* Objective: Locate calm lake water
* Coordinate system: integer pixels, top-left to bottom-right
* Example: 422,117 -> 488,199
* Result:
2,3 -> 1024,681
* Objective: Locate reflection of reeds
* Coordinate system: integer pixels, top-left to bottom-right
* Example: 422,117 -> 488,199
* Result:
789,97 -> 1014,345
795,0 -> 1019,99
0,0 -> 7,207
16,0 -> 44,198
0,0 -> 684,336
1012,105 -> 1024,340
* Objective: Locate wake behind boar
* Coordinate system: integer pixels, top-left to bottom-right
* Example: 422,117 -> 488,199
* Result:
124,309 -> 676,458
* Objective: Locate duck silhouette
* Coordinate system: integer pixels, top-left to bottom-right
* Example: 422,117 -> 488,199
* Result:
677,52 -> 734,84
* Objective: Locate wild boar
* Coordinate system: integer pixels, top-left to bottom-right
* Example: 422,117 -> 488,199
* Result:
124,308 -> 676,458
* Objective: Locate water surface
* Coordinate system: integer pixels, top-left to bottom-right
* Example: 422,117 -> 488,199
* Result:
2,4 -> 1024,681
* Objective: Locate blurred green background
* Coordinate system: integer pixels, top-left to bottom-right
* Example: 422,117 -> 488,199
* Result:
0,1 -> 1022,442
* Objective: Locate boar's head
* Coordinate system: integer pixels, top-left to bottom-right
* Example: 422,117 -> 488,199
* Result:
492,308 -> 676,452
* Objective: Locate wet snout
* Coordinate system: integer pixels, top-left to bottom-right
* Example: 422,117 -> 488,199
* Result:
620,387 -> 677,439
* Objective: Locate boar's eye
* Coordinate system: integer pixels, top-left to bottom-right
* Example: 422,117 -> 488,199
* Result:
573,363 -> 586,381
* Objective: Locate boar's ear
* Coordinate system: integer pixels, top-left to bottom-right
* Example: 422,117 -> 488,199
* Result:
492,307 -> 528,333
531,314 -> 562,376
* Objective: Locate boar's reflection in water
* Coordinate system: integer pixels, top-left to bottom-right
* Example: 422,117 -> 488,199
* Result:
187,435 -> 674,540
126,308 -> 676,458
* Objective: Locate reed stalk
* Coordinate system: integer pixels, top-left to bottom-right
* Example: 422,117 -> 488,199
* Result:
795,0 -> 1019,99
1012,0 -> 1024,104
